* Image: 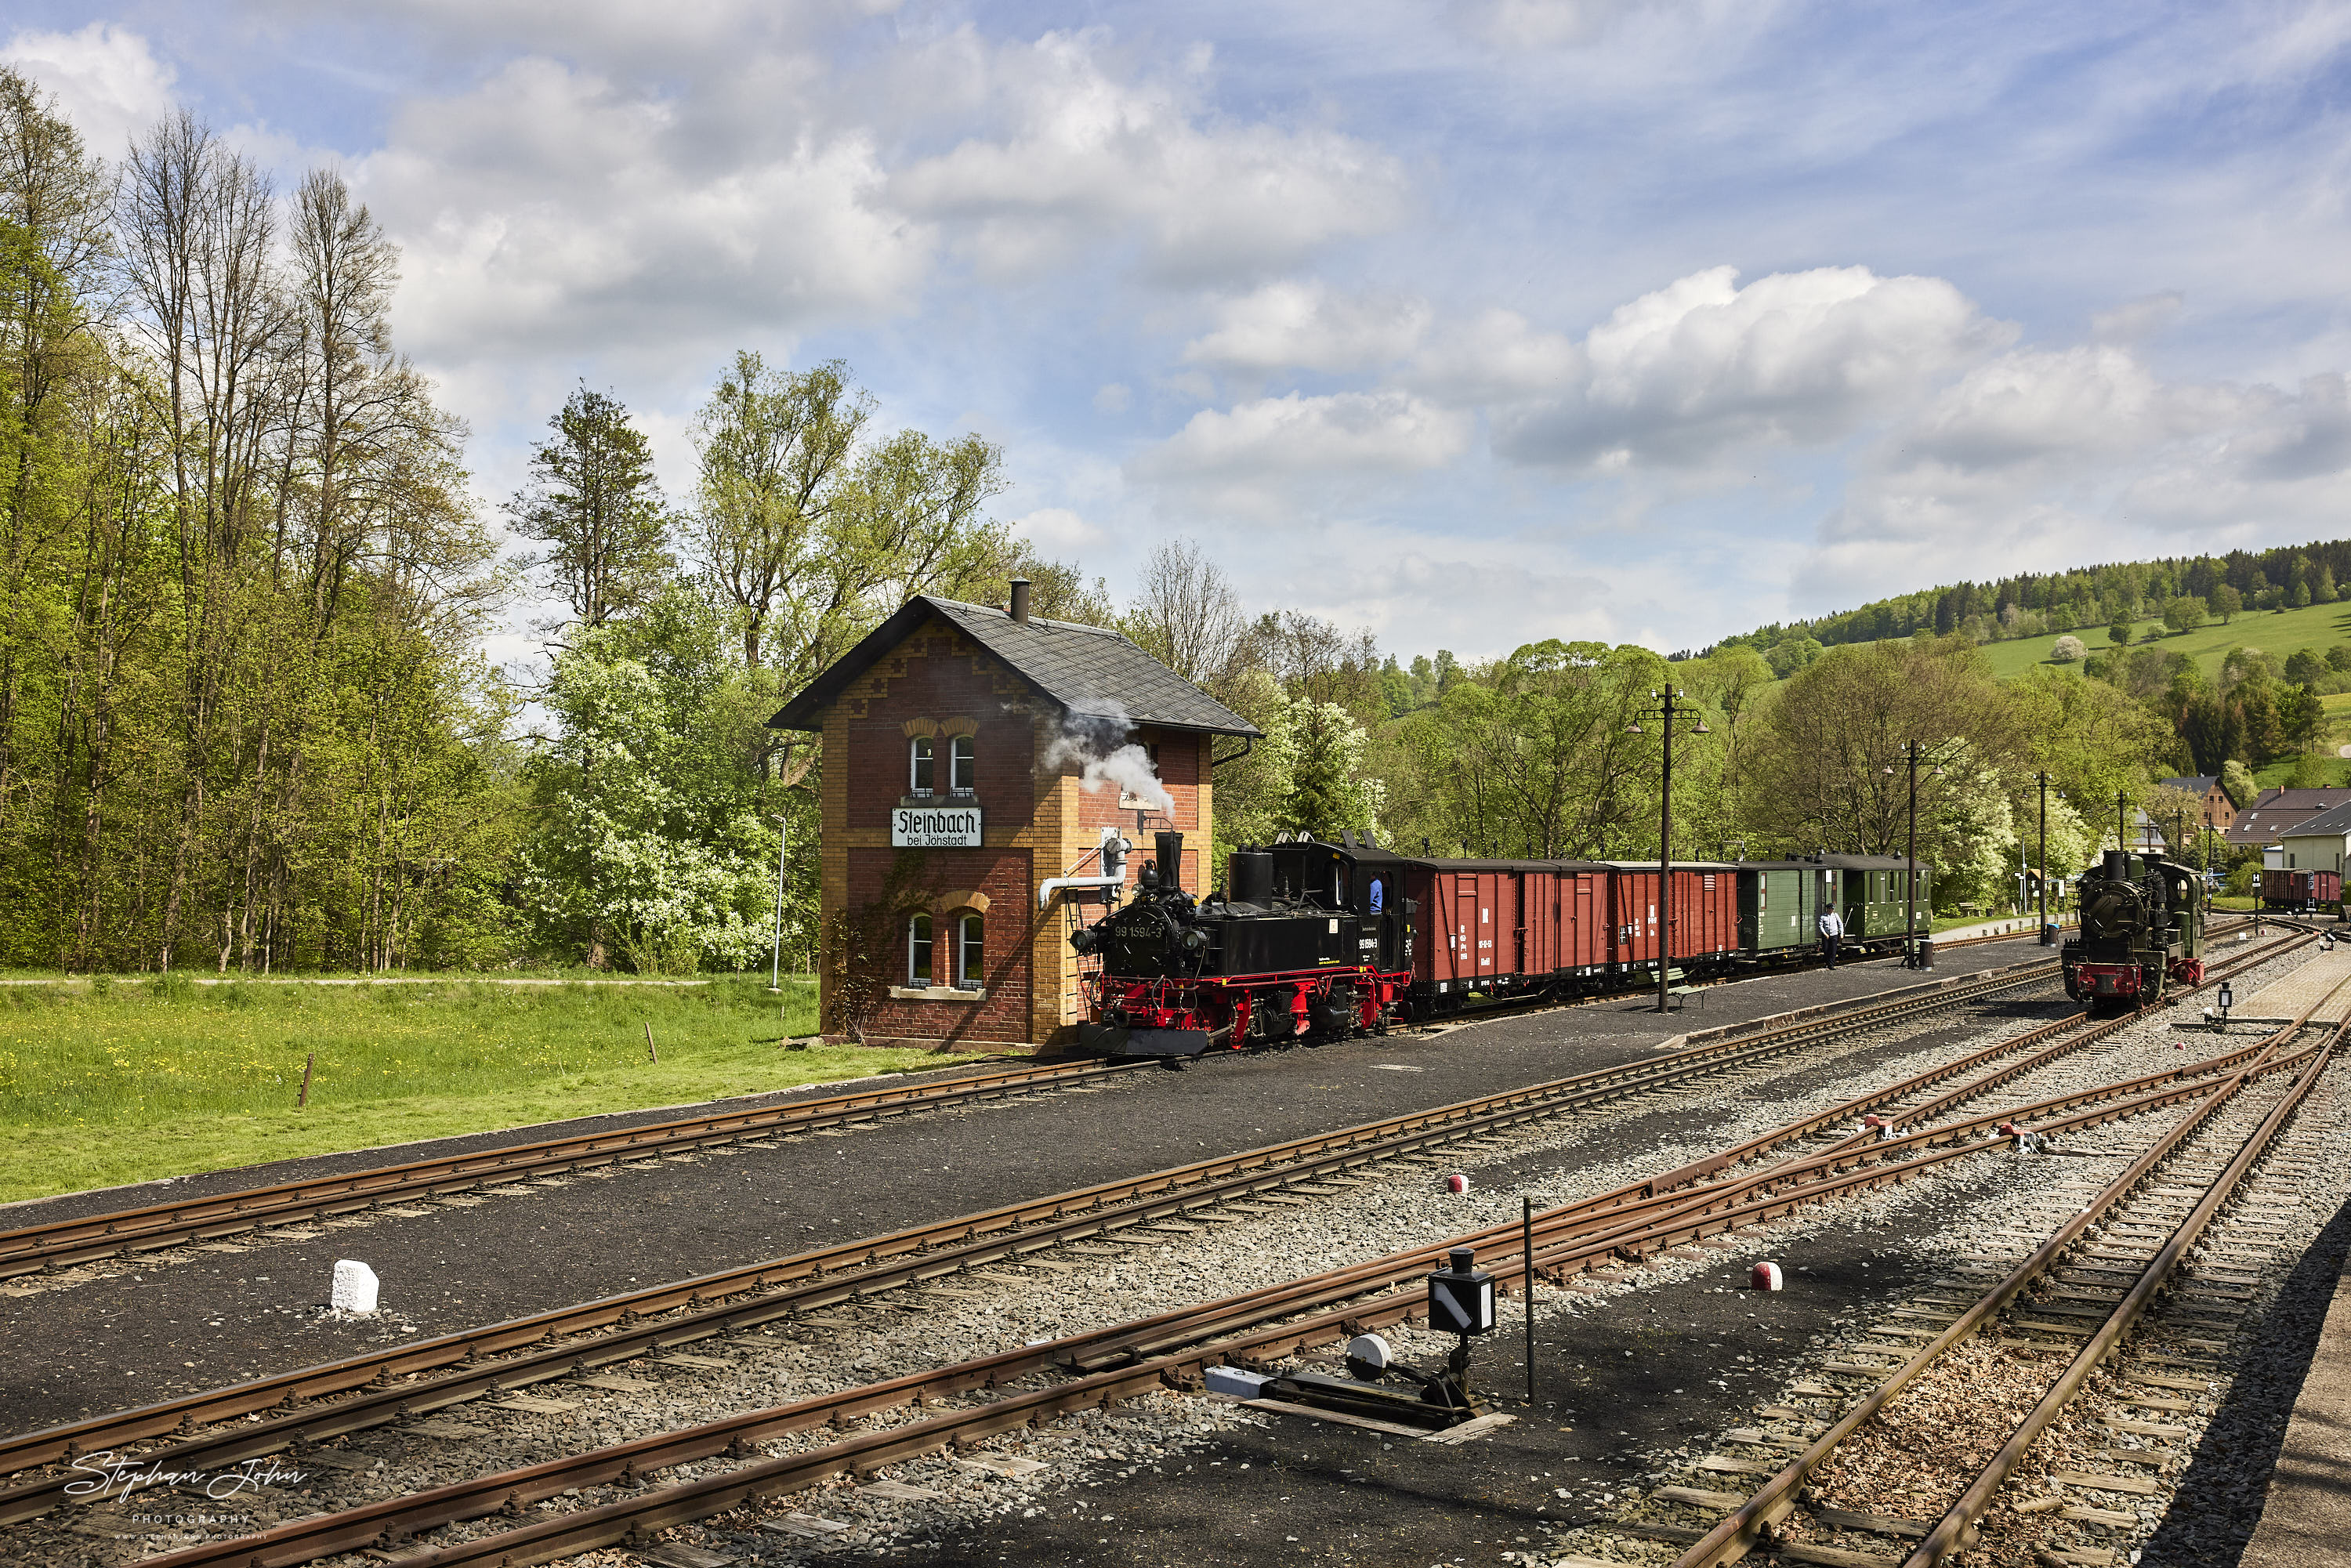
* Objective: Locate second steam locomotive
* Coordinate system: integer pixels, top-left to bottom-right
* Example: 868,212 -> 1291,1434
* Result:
1072,831 -> 1933,1057
2060,848 -> 2204,1009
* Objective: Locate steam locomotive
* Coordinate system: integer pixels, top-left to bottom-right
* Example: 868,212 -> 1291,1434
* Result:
1070,830 -> 1933,1057
2061,848 -> 2205,1010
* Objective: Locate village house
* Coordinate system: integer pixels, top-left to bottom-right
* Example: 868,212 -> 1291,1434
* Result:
2157,774 -> 2237,837
2226,786 -> 2351,856
769,582 -> 1259,1052
2276,798 -> 2351,877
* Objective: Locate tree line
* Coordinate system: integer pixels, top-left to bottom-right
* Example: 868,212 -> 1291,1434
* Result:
0,75 -> 1081,973
1722,543 -> 2348,672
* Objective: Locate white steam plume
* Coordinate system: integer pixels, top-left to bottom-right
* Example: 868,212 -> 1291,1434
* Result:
1043,704 -> 1176,816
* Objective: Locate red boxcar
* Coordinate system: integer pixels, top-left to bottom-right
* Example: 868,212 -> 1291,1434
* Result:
2260,867 -> 2342,911
1400,858 -> 1610,1002
1603,862 -> 1739,976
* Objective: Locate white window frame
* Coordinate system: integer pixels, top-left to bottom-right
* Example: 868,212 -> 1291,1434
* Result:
909,737 -> 935,795
949,734 -> 975,793
907,912 -> 933,984
956,911 -> 984,989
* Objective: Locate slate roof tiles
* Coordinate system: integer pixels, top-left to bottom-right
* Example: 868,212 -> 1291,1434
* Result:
769,595 -> 1261,738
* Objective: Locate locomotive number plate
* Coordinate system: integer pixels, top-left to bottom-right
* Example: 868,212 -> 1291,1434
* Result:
892,806 -> 983,846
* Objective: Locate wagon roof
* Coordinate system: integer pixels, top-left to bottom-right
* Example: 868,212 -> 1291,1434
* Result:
1739,853 -> 1927,871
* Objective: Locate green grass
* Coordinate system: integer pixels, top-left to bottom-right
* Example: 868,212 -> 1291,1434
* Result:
1976,600 -> 2351,683
0,976 -> 982,1205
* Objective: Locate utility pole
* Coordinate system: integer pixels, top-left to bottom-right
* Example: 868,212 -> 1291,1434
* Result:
1628,687 -> 1708,1013
2117,789 -> 2128,856
1900,741 -> 1946,967
2035,770 -> 2052,943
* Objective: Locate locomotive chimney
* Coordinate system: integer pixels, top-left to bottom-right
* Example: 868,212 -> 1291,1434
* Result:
1156,831 -> 1184,892
2102,849 -> 2128,881
1009,578 -> 1031,625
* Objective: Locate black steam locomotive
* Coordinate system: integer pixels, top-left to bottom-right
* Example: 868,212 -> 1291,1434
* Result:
1070,831 -> 1412,1058
2062,848 -> 2205,1010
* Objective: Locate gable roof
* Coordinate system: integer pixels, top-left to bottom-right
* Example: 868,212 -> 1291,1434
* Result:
2281,798 -> 2351,841
2226,786 -> 2351,845
2160,775 -> 2222,796
767,596 -> 1262,738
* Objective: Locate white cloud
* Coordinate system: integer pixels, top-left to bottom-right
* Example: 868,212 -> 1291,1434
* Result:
357,55 -> 929,368
2091,291 -> 2183,344
1012,506 -> 1103,552
2,22 -> 176,155
1803,349 -> 2351,605
1493,264 -> 2010,470
1092,382 -> 1132,413
1446,0 -> 1751,51
1407,307 -> 1584,403
1132,390 -> 1471,483
886,31 -> 1411,285
1182,280 -> 1430,373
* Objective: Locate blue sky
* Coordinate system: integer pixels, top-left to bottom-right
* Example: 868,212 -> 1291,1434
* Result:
8,1 -> 2351,667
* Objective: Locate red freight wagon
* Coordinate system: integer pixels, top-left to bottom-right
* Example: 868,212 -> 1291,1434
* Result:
1402,858 -> 1609,1002
1603,862 -> 1740,977
2260,867 -> 2342,913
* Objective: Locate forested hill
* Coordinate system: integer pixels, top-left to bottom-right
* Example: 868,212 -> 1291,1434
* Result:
1712,540 -> 2351,670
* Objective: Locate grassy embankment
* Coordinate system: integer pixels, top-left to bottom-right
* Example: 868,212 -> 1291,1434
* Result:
0,976 -> 984,1206
1970,599 -> 2351,786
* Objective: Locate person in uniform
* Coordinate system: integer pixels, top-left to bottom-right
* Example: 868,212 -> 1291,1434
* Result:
1817,906 -> 1844,969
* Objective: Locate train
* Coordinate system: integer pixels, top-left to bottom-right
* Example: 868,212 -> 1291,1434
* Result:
1070,831 -> 1935,1058
2061,849 -> 2204,1010
2259,867 -> 2342,914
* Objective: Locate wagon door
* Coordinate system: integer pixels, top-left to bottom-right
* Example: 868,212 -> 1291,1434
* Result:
1454,884 -> 1479,985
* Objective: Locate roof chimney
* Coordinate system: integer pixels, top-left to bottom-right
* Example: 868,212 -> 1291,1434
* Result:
1009,578 -> 1031,625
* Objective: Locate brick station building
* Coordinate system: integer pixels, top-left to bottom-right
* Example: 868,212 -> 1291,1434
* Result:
770,583 -> 1259,1051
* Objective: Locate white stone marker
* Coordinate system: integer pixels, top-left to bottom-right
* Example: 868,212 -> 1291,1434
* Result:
331,1259 -> 380,1313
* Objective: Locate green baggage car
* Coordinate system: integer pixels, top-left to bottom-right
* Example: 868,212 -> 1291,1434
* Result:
1735,855 -> 1933,965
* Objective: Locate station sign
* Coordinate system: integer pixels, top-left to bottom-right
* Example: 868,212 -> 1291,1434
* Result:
893,805 -> 983,847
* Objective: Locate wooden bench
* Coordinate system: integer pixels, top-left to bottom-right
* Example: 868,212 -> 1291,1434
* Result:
1665,967 -> 1702,1009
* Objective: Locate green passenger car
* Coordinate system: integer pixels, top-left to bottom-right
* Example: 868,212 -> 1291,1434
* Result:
1734,855 -> 1934,963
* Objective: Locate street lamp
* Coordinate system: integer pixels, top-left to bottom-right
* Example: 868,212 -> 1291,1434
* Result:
1627,686 -> 1710,1013
2034,770 -> 2053,944
1899,741 -> 1951,969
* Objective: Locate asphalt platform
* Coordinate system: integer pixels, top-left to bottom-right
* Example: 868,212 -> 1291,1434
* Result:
0,937 -> 2063,1440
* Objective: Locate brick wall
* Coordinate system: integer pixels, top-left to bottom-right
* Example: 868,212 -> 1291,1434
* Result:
814,610 -> 1218,1049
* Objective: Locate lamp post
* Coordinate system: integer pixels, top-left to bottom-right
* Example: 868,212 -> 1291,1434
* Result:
2034,770 -> 2053,943
767,814 -> 790,993
1898,741 -> 1950,968
1628,686 -> 1709,1013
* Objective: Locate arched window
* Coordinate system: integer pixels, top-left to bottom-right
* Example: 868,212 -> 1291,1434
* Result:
956,912 -> 984,988
907,912 -> 933,985
949,734 -> 976,793
909,737 -> 934,794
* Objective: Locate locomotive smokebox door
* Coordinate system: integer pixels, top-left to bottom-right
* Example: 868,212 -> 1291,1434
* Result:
1428,1245 -> 1498,1335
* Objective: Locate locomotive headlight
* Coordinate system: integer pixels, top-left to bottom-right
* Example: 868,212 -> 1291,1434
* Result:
1070,927 -> 1101,955
1182,926 -> 1210,955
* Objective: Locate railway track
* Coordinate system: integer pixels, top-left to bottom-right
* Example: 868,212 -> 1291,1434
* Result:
0,948 -> 2099,1490
0,1056 -> 1155,1282
13,937 -> 2305,1566
1627,976 -> 2351,1567
0,925 -> 2088,1285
